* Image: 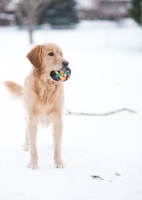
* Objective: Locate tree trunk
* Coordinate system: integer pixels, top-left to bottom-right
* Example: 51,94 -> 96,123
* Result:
141,2 -> 142,50
28,28 -> 33,44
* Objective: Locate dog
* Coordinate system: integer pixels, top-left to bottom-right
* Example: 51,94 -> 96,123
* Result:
4,43 -> 69,169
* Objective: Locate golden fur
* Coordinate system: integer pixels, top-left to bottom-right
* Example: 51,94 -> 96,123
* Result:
4,43 -> 68,169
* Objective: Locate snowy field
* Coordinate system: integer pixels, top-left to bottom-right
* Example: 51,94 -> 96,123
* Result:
0,19 -> 142,200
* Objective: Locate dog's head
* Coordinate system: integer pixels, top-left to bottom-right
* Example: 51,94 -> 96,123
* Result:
26,43 -> 69,73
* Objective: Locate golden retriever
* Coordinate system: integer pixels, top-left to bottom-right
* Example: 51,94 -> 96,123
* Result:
4,43 -> 69,169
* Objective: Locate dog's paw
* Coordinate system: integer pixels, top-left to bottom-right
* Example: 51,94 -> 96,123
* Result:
54,160 -> 65,168
22,143 -> 29,151
28,161 -> 38,170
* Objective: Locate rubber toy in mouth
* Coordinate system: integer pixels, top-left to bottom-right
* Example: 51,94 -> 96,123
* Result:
50,67 -> 71,82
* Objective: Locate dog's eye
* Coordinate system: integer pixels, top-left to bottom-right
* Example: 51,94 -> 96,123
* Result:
60,53 -> 63,57
48,52 -> 54,56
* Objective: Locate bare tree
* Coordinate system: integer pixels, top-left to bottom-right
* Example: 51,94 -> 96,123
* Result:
13,0 -> 51,43
0,0 -> 10,11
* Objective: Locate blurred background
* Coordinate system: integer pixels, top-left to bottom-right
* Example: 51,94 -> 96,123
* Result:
0,0 -> 141,44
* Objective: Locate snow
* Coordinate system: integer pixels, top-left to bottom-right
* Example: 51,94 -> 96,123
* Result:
0,19 -> 142,200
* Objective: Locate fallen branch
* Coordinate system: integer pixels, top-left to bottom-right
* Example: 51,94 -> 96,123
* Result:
65,108 -> 137,116
91,175 -> 104,180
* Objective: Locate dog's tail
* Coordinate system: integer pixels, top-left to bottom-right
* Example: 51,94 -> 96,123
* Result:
4,81 -> 23,99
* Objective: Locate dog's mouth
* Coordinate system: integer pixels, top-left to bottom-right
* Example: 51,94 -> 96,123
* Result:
50,67 -> 71,82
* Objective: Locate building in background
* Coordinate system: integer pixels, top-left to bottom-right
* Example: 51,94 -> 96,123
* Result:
77,0 -> 131,20
77,0 -> 97,19
0,0 -> 14,25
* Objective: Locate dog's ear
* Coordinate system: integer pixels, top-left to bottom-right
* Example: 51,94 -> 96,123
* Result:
26,45 -> 42,68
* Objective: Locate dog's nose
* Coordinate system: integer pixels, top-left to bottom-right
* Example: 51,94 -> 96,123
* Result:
62,61 -> 69,68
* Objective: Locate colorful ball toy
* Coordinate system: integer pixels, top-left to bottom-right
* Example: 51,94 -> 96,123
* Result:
50,67 -> 71,82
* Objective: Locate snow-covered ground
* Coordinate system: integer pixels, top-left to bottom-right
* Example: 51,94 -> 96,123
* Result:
0,19 -> 142,200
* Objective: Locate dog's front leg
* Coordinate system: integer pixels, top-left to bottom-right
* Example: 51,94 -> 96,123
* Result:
23,129 -> 29,151
27,118 -> 38,169
53,115 -> 64,168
